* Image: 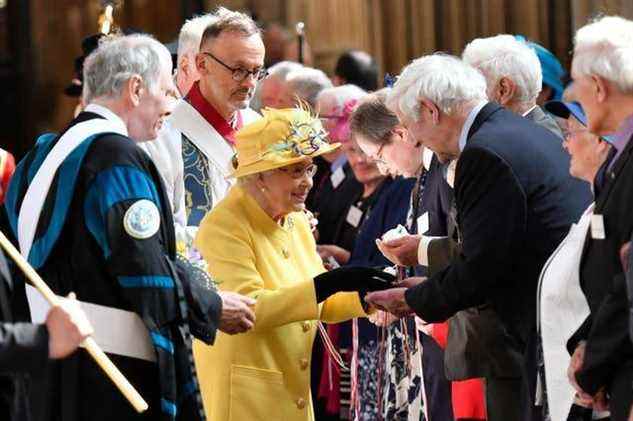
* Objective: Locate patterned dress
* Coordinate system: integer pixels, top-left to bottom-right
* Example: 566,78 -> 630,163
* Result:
380,170 -> 428,421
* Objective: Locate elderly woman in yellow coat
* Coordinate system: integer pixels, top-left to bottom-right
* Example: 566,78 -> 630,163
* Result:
193,108 -> 394,421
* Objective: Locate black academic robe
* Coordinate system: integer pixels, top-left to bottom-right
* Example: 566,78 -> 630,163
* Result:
5,112 -> 222,421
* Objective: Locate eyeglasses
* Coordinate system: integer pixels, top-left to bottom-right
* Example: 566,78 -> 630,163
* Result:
373,142 -> 389,165
562,128 -> 588,140
277,163 -> 318,179
201,52 -> 268,82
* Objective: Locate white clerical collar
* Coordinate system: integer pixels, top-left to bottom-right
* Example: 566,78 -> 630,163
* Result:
84,103 -> 129,137
458,101 -> 488,153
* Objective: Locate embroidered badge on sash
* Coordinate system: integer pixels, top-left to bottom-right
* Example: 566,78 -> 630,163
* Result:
123,199 -> 160,239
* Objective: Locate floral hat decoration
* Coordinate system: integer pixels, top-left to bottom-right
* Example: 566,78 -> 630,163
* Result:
231,105 -> 340,178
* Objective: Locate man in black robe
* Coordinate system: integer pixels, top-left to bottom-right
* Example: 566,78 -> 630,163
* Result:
4,34 -> 255,421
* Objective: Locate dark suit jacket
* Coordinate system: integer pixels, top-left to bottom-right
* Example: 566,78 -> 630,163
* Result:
428,105 -> 566,276
312,161 -> 363,245
433,105 -> 576,383
405,103 -> 591,348
0,250 -> 48,420
569,132 -> 633,395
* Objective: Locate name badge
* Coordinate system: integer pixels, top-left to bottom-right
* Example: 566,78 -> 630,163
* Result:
591,214 -> 606,240
417,212 -> 430,234
346,205 -> 363,228
330,167 -> 345,189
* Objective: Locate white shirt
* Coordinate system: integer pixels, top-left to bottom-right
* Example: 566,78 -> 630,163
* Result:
84,103 -> 129,136
417,101 -> 486,266
138,121 -> 186,227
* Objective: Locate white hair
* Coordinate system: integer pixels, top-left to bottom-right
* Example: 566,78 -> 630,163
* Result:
316,84 -> 367,111
83,34 -> 171,103
286,67 -> 333,108
250,61 -> 303,111
387,54 -> 487,121
267,61 -> 304,82
177,14 -> 217,61
462,34 -> 542,104
573,15 -> 633,94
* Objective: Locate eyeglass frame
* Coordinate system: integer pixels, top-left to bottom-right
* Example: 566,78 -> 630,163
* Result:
373,142 -> 389,166
562,127 -> 589,140
276,163 -> 318,179
201,51 -> 268,82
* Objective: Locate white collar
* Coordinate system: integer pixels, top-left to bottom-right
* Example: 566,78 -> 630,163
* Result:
457,101 -> 488,153
522,105 -> 537,117
422,147 -> 434,171
445,160 -> 457,188
84,103 -> 129,137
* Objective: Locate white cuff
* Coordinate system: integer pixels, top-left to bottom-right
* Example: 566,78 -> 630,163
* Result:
417,235 -> 443,266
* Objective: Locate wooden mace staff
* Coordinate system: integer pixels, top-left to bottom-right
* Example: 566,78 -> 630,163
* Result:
0,230 -> 148,413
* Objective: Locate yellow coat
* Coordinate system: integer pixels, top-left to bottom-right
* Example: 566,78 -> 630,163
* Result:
193,186 -> 367,421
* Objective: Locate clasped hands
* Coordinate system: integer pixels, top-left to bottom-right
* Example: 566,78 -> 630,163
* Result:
365,276 -> 425,318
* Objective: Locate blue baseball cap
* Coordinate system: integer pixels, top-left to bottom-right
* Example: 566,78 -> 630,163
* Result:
544,100 -> 614,143
544,100 -> 587,125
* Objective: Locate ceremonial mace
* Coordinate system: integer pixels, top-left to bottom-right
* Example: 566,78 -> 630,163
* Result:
0,231 -> 149,413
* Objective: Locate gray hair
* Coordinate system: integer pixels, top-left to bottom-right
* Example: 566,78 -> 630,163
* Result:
286,67 -> 333,108
462,34 -> 542,105
387,54 -> 487,121
83,34 -> 171,103
177,14 -> 217,61
200,7 -> 261,48
350,88 -> 399,146
316,84 -> 367,113
267,60 -> 304,82
573,15 -> 633,94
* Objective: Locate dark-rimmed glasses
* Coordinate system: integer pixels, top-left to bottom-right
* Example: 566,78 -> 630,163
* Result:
202,51 -> 267,82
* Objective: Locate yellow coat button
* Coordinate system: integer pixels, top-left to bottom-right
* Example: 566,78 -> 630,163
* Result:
299,357 -> 309,370
296,398 -> 306,409
301,321 -> 311,332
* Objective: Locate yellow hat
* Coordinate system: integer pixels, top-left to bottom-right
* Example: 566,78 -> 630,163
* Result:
231,107 -> 340,178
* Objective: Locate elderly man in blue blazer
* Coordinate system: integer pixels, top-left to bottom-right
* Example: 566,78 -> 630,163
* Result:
367,54 -> 591,421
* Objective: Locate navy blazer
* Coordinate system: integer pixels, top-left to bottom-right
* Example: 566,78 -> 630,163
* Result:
348,176 -> 415,267
405,103 -> 592,347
